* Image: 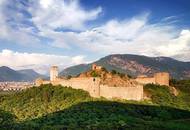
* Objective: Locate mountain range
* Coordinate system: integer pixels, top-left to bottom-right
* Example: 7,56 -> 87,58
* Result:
60,54 -> 190,79
0,66 -> 44,82
1,54 -> 190,81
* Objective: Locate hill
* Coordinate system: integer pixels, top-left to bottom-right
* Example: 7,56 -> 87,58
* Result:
60,54 -> 190,79
0,81 -> 190,129
60,64 -> 91,77
0,66 -> 44,81
18,69 -> 46,81
0,66 -> 25,82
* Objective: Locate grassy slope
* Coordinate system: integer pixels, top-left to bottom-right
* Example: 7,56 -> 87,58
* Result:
0,82 -> 190,130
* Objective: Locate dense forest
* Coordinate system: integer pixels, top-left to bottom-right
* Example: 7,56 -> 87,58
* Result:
0,80 -> 190,130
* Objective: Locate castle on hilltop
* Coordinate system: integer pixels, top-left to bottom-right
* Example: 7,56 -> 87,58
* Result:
35,64 -> 170,101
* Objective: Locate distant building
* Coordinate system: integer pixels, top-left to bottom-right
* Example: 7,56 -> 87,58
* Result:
0,82 -> 34,91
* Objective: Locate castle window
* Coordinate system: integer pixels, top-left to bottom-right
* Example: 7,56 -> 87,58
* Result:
93,78 -> 96,82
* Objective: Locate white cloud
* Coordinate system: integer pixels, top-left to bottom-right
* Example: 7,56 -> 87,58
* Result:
157,29 -> 190,57
0,0 -> 42,46
47,13 -> 190,61
71,55 -> 86,64
29,0 -> 102,31
40,0 -> 54,8
0,49 -> 86,74
0,0 -> 102,46
0,0 -> 190,63
50,10 -> 188,60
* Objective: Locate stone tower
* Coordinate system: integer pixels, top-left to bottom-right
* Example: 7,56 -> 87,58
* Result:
89,77 -> 101,98
154,72 -> 169,86
50,66 -> 58,81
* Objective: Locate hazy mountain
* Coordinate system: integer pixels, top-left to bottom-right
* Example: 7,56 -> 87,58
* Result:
60,54 -> 190,79
60,64 -> 91,76
0,66 -> 44,82
18,69 -> 46,81
0,66 -> 24,81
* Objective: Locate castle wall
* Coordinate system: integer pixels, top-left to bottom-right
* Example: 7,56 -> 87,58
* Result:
44,77 -> 144,100
100,85 -> 143,101
52,77 -> 101,98
43,81 -> 51,84
135,77 -> 155,85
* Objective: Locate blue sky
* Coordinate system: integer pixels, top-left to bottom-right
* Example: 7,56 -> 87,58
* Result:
82,0 -> 190,27
0,0 -> 190,74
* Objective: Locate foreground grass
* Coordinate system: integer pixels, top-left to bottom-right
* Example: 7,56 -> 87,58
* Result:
0,82 -> 190,130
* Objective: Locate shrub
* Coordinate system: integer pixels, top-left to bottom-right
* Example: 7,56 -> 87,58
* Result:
66,75 -> 72,79
111,70 -> 117,75
90,71 -> 100,77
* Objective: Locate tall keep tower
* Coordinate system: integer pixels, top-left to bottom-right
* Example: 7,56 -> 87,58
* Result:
50,66 -> 58,81
154,72 -> 169,86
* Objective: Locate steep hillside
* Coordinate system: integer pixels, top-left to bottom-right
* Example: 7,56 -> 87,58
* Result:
0,83 -> 190,130
0,66 -> 43,81
60,54 -> 190,79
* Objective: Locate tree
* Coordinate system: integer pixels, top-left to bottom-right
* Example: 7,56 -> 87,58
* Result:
111,70 -> 117,75
91,71 -> 99,77
66,75 -> 72,80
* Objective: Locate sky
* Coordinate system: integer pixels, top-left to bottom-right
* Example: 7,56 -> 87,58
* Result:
0,0 -> 190,74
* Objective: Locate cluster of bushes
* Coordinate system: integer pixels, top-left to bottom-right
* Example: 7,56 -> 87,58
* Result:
0,84 -> 91,121
90,70 -> 100,77
111,70 -> 127,78
170,79 -> 190,93
90,68 -> 130,79
2,101 -> 190,130
144,84 -> 176,105
111,69 -> 133,78
144,81 -> 190,110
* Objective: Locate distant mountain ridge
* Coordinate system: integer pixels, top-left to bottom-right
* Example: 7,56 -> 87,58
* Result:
60,54 -> 190,79
0,66 -> 45,82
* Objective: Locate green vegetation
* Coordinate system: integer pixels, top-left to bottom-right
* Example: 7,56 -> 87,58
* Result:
17,101 -> 190,130
101,67 -> 108,72
144,80 -> 190,110
111,69 -> 117,75
0,81 -> 190,130
0,84 -> 91,121
66,75 -> 72,79
144,84 -> 176,106
111,69 -> 126,78
90,70 -> 100,77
